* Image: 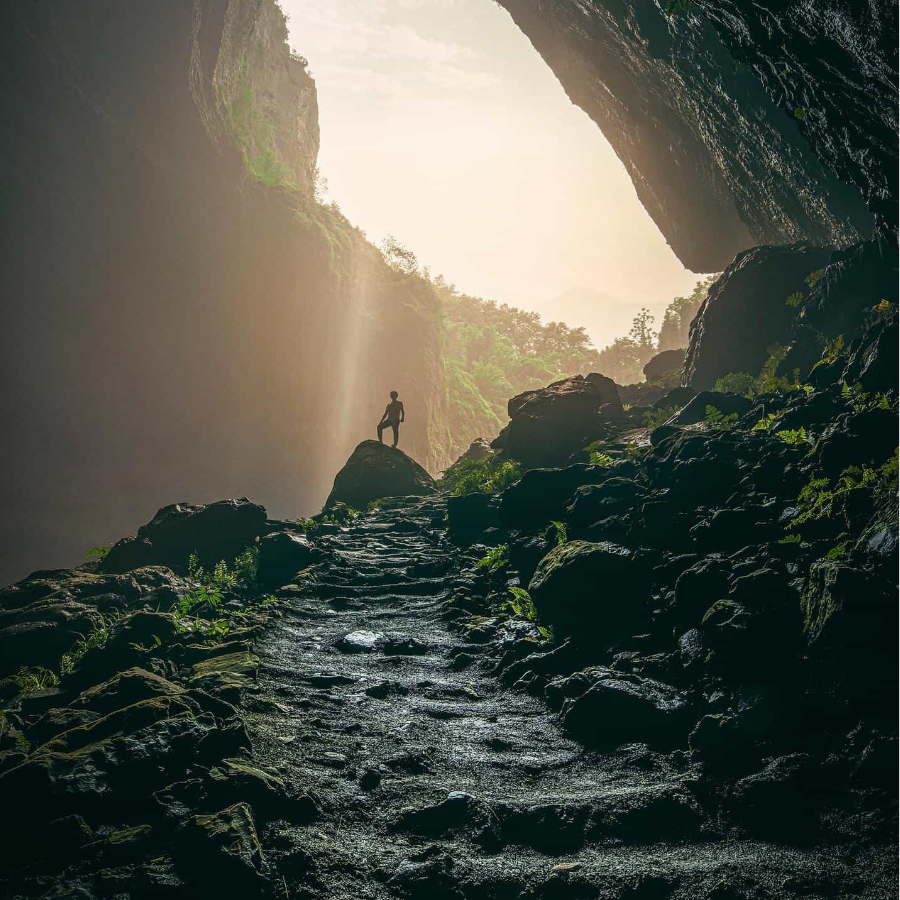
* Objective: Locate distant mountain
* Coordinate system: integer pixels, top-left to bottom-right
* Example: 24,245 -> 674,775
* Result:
536,287 -> 670,351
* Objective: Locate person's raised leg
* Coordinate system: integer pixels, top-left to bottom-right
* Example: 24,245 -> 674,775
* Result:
377,422 -> 384,442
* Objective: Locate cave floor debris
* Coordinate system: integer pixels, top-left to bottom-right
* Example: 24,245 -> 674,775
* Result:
245,495 -> 893,899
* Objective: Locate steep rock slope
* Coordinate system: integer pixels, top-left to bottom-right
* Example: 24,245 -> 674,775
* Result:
0,1 -> 450,584
497,0 -> 883,271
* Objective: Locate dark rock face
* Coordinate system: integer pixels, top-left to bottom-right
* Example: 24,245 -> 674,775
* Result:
785,237 -> 899,375
256,531 -> 317,589
669,390 -> 753,426
498,465 -> 606,531
643,349 -> 685,383
684,245 -> 834,390
496,1 -> 875,271
842,306 -> 899,393
561,671 -> 689,748
135,499 -> 267,569
528,540 -> 649,642
325,441 -> 435,510
446,493 -> 502,547
494,375 -> 622,469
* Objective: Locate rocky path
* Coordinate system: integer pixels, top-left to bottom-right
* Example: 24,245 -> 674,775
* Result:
243,496 -> 885,899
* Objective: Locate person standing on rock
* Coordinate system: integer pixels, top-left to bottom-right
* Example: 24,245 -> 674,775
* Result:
377,391 -> 405,447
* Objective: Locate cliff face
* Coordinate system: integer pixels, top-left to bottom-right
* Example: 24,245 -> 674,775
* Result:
496,0 -> 884,272
0,0 -> 450,584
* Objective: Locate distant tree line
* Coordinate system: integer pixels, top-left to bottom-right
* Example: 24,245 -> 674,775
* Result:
379,235 -> 717,455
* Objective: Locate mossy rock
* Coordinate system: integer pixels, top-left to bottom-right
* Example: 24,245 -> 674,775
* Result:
528,540 -> 648,641
190,651 -> 259,699
177,802 -> 264,889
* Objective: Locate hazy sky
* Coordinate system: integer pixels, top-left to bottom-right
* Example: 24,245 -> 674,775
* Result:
280,0 -> 702,340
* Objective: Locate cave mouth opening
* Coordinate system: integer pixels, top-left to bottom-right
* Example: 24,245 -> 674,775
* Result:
279,0 -> 702,353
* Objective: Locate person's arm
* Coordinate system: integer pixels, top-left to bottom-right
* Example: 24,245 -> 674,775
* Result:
379,405 -> 388,424
400,402 -> 405,423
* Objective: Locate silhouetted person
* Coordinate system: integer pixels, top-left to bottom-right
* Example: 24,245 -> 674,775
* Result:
377,391 -> 405,447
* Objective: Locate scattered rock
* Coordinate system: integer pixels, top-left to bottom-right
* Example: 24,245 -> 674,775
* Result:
336,630 -> 385,653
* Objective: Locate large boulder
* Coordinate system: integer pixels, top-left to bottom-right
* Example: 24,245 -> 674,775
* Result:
256,531 -> 318,589
801,559 -> 896,708
683,245 -> 834,391
325,441 -> 435,510
493,375 -> 623,469
528,540 -> 649,641
643,349 -> 685,383
498,464 -> 607,531
134,499 -> 267,569
561,670 -> 689,748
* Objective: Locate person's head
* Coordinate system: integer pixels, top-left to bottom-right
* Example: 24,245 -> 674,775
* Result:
390,391 -> 398,400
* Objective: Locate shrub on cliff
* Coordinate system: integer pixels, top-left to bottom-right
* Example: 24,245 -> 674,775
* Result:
440,454 -> 522,497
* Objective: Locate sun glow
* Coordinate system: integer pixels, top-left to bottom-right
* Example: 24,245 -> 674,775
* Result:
280,0 -> 700,348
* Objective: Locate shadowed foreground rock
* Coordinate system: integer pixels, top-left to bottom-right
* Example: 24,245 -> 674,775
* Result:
324,440 -> 435,510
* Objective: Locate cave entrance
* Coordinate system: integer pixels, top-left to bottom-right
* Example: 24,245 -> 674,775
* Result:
279,0 -> 701,353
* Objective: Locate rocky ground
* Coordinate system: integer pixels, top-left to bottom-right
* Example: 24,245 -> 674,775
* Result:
0,312 -> 897,898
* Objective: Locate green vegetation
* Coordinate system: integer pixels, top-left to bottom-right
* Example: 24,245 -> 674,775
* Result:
643,405 -> 681,428
505,587 -> 551,640
587,447 -> 615,466
60,609 -> 122,676
295,508 -> 362,534
658,276 -> 717,351
226,63 -> 295,188
188,546 -> 259,592
788,451 -> 898,532
438,287 -> 601,457
713,372 -> 757,396
794,108 -> 808,122
776,426 -> 807,446
752,412 -> 777,432
704,406 -> 739,429
85,545 -> 111,560
713,345 -> 801,401
476,545 -> 509,571
0,666 -> 59,694
440,455 -> 522,497
665,0 -> 694,15
549,521 -> 568,546
506,586 -> 537,620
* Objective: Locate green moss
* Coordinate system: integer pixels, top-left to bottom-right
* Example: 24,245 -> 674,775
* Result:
225,63 -> 296,188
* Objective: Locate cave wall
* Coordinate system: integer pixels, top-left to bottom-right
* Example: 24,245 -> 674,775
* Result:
0,0 -> 451,584
497,0 -> 885,272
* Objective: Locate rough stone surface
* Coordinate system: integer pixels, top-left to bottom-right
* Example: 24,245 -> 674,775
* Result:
684,245 -> 835,390
256,531 -> 317,589
136,498 -> 267,568
496,0 -> 880,271
324,440 -> 435,510
495,375 -> 622,469
643,349 -> 685,382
